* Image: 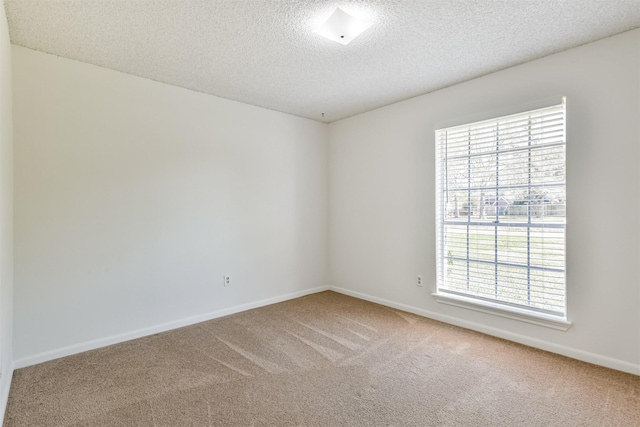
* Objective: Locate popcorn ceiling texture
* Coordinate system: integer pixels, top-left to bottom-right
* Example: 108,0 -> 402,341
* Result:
4,0 -> 640,122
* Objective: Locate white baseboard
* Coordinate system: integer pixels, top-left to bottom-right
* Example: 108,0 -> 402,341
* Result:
329,286 -> 640,376
12,284 -> 639,377
13,286 -> 330,370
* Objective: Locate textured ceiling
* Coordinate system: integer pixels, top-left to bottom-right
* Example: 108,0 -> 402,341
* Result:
4,0 -> 640,123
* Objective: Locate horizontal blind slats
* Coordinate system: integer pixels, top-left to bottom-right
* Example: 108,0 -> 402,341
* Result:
435,100 -> 566,317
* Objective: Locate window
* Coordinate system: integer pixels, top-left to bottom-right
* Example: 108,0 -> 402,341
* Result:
435,100 -> 567,324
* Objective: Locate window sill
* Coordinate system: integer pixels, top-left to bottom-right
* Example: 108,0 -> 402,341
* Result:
432,292 -> 572,331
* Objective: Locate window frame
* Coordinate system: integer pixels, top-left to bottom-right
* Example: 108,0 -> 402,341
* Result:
433,100 -> 571,330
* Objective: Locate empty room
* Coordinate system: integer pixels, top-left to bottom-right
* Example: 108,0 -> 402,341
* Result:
0,0 -> 639,425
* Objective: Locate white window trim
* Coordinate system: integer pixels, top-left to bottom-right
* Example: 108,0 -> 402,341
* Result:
432,292 -> 572,331
434,99 -> 569,327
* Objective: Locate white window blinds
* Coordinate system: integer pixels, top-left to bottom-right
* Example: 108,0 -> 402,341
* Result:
435,100 -> 566,318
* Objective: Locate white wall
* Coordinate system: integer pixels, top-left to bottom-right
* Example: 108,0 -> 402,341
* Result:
329,29 -> 640,374
12,46 -> 328,363
0,1 -> 14,420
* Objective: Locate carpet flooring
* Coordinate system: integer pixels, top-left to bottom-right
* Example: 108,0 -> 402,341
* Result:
4,291 -> 640,426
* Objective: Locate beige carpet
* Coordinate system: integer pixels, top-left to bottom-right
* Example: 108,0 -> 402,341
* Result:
4,291 -> 639,426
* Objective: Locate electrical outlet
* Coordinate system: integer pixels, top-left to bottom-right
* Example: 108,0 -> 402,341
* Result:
223,275 -> 231,287
416,275 -> 423,287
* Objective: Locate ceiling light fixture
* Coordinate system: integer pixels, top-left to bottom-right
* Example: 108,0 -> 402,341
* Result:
314,8 -> 372,45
